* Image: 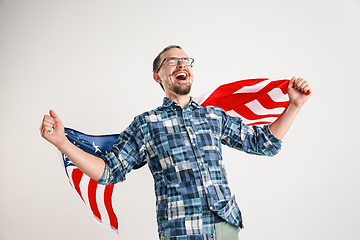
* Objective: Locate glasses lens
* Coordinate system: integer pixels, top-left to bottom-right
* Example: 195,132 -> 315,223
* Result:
182,58 -> 191,65
185,58 -> 194,66
166,58 -> 178,66
165,58 -> 194,66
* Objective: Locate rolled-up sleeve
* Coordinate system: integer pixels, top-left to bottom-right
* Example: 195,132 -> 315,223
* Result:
221,111 -> 282,157
98,118 -> 147,185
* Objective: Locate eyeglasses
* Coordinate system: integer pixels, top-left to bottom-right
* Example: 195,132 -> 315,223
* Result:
156,57 -> 194,72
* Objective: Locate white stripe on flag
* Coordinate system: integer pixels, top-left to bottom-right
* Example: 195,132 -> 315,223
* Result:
79,175 -> 90,208
245,100 -> 286,115
233,79 -> 273,94
267,88 -> 289,102
96,184 -> 111,227
226,110 -> 278,125
194,89 -> 215,105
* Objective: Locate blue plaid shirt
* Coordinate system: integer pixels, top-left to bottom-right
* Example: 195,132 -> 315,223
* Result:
98,97 -> 282,239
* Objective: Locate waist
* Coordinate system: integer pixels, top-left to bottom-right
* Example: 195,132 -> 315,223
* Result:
214,214 -> 224,223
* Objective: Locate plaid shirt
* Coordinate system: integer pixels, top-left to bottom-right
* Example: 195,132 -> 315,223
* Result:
98,97 -> 282,239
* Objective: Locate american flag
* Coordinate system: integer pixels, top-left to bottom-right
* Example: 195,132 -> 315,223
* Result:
59,78 -> 290,232
195,78 -> 290,125
60,129 -> 120,232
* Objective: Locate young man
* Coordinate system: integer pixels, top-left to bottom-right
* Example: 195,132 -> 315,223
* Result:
40,45 -> 312,240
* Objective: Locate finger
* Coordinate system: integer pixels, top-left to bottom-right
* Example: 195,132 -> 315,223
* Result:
290,76 -> 296,84
288,76 -> 296,89
296,78 -> 312,95
40,115 -> 53,132
41,116 -> 55,134
43,115 -> 55,125
42,123 -> 52,131
49,110 -> 62,124
290,77 -> 312,95
40,111 -> 58,136
49,110 -> 64,135
41,124 -> 54,138
296,78 -> 309,92
298,79 -> 308,90
294,77 -> 304,88
43,125 -> 54,135
303,83 -> 312,95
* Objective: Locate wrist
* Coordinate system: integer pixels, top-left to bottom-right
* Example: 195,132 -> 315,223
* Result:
287,101 -> 303,112
57,137 -> 72,153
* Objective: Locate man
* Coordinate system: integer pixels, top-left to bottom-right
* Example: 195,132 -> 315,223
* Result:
40,45 -> 312,240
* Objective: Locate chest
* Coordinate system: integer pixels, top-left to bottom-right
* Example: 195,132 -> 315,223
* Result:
141,109 -> 224,177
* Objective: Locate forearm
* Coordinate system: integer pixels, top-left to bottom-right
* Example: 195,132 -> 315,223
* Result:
58,138 -> 106,181
269,103 -> 301,140
270,76 -> 312,140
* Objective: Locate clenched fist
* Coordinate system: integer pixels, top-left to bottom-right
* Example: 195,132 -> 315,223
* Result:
40,110 -> 67,149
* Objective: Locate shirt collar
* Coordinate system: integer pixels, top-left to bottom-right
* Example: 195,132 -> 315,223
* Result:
162,97 -> 202,110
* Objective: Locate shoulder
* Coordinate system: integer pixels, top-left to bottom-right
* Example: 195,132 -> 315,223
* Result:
197,105 -> 226,117
132,106 -> 165,124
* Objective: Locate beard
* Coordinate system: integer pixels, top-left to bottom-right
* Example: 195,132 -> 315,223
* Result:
171,83 -> 192,95
168,69 -> 192,95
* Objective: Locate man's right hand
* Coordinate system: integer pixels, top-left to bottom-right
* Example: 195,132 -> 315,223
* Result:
40,110 -> 106,181
40,110 -> 67,149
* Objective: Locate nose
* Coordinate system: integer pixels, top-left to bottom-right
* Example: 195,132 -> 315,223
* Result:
176,59 -> 186,68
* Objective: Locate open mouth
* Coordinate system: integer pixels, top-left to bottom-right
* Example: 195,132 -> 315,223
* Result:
174,71 -> 189,81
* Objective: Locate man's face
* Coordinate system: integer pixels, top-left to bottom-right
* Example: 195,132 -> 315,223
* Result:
154,48 -> 194,96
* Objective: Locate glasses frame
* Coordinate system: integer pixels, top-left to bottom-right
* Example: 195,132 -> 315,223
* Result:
156,57 -> 194,73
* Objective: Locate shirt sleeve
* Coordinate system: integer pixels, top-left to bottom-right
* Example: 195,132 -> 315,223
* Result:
220,109 -> 282,157
98,117 -> 147,185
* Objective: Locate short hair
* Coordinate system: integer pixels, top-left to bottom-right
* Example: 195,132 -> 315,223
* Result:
153,45 -> 182,73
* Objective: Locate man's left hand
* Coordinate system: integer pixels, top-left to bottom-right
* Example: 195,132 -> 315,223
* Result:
287,76 -> 312,108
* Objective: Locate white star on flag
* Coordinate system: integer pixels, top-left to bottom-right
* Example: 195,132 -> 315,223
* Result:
92,142 -> 102,153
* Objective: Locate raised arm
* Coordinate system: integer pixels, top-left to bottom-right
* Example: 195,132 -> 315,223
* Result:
40,110 -> 105,181
269,77 -> 312,140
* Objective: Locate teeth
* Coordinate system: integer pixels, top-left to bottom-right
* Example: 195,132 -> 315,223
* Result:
177,73 -> 186,77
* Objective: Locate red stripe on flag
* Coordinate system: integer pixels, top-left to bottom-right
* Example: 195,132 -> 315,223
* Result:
202,80 -> 289,109
248,121 -> 275,125
104,184 -> 118,231
233,105 -> 281,121
201,78 -> 270,106
254,93 -> 288,109
88,179 -> 102,222
198,78 -> 291,125
260,80 -> 288,95
72,169 -> 85,202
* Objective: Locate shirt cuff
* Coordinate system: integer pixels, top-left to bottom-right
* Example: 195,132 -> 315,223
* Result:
264,124 -> 282,144
97,152 -> 127,185
97,164 -> 110,185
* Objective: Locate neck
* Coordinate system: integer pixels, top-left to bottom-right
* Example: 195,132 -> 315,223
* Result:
165,92 -> 191,108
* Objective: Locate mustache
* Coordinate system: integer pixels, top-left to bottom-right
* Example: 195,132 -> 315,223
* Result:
172,69 -> 191,77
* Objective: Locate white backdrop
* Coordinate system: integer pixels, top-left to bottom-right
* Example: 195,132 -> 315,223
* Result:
1,0 -> 360,240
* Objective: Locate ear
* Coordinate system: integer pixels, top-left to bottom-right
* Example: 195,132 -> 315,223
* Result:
153,72 -> 162,84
